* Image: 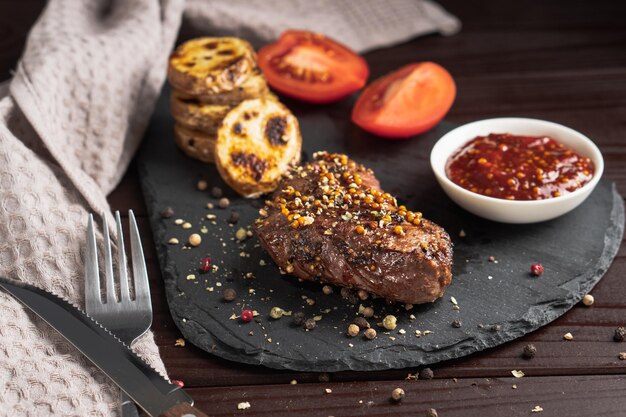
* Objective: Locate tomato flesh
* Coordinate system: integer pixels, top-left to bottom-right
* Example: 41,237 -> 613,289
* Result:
258,30 -> 369,104
352,62 -> 456,139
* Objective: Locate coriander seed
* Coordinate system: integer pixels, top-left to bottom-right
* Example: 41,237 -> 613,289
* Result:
270,307 -> 284,319
218,197 -> 230,209
362,307 -> 374,318
582,294 -> 594,306
347,324 -> 360,337
391,387 -> 405,402
382,315 -> 397,330
364,328 -> 377,340
197,180 -> 208,191
188,233 -> 202,247
357,289 -> 369,300
322,285 -> 333,295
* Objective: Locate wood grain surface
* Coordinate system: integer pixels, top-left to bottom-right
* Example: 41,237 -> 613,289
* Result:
2,0 -> 626,415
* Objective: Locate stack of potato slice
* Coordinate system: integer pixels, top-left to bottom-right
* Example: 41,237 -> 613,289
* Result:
167,37 -> 302,198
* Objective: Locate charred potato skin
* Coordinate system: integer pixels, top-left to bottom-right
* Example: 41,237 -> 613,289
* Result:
173,123 -> 217,163
215,98 -> 302,198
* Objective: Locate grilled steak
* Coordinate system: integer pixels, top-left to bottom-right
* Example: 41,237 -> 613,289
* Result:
255,152 -> 453,304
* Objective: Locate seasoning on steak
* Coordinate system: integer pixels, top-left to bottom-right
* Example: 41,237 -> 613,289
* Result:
255,152 -> 453,304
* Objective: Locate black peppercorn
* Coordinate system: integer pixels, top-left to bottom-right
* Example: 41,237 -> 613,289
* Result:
353,317 -> 370,330
222,288 -> 236,302
304,318 -> 316,330
419,368 -> 434,380
614,327 -> 626,342
228,211 -> 240,224
292,311 -> 305,326
522,344 -> 537,359
211,186 -> 223,198
160,207 -> 174,218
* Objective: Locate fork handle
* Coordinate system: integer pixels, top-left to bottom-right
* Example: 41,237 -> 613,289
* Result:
121,393 -> 140,417
160,402 -> 210,417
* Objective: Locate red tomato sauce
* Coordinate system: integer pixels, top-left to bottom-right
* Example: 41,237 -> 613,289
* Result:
445,133 -> 594,200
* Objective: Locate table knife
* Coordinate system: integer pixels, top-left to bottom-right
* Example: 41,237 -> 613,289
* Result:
0,277 -> 209,417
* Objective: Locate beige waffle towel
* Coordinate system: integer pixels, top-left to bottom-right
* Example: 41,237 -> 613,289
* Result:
0,1 -> 458,415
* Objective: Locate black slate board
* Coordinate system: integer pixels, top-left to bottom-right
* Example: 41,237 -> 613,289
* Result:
138,87 -> 624,372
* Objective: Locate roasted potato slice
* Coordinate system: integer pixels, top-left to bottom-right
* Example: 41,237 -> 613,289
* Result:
170,90 -> 231,134
174,123 -> 217,163
173,72 -> 270,105
168,37 -> 258,96
215,98 -> 302,198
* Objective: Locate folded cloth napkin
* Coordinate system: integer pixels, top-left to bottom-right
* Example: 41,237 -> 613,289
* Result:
0,1 -> 459,415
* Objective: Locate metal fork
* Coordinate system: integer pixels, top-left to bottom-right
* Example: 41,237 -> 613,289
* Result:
85,210 -> 152,417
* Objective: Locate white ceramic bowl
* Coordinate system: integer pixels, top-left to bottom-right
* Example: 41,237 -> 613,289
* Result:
430,118 -> 604,223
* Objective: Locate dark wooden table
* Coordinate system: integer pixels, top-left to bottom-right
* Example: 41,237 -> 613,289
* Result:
3,1 -> 626,416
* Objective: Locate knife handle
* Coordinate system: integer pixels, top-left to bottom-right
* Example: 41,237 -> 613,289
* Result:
160,402 -> 211,417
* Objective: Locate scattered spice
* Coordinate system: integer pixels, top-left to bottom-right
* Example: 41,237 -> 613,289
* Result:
426,408 -> 439,417
237,402 -> 251,410
171,379 -> 184,388
211,186 -> 223,198
530,263 -> 544,276
206,203 -> 214,209
290,379 -> 297,385
364,328 -> 377,340
347,324 -> 360,337
357,289 -> 369,301
563,332 -> 574,341
188,233 -> 202,247
614,327 -> 626,342
362,307 -> 374,318
353,317 -> 370,330
581,294 -> 594,306
511,370 -> 525,378
182,222 -> 192,229
174,338 -> 185,347
223,288 -> 236,302
235,228 -> 248,241
241,309 -> 254,323
292,312 -> 305,326
200,257 -> 212,272
322,285 -> 333,295
270,307 -> 284,319
419,368 -> 434,380
459,229 -> 466,237
531,405 -> 544,413
488,255 -> 497,263
160,207 -> 174,218
197,179 -> 208,191
305,298 -> 316,306
618,352 -> 626,360
451,319 -> 462,328
167,238 -> 179,245
228,211 -> 240,224
304,318 -> 317,330
324,388 -> 332,394
390,387 -> 405,402
218,197 -> 230,209
382,315 -> 397,330
318,373 -> 330,382
450,296 -> 458,305
522,344 -> 537,359
174,219 -> 184,225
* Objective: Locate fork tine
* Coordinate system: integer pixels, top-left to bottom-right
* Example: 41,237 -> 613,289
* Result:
115,211 -> 131,302
102,213 -> 117,304
129,210 -> 151,305
85,214 -> 101,311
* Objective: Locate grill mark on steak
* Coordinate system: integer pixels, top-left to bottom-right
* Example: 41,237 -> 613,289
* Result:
255,152 -> 453,304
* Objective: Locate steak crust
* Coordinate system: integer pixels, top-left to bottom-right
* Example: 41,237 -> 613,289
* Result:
255,152 -> 453,304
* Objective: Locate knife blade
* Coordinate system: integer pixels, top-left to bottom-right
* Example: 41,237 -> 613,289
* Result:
0,277 -> 209,417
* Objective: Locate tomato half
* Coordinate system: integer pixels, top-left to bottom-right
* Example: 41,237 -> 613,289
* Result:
352,62 -> 456,139
258,30 -> 369,104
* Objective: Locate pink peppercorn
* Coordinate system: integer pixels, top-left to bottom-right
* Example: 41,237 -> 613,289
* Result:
200,257 -> 212,273
241,309 -> 254,323
171,379 -> 184,388
530,263 -> 544,276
